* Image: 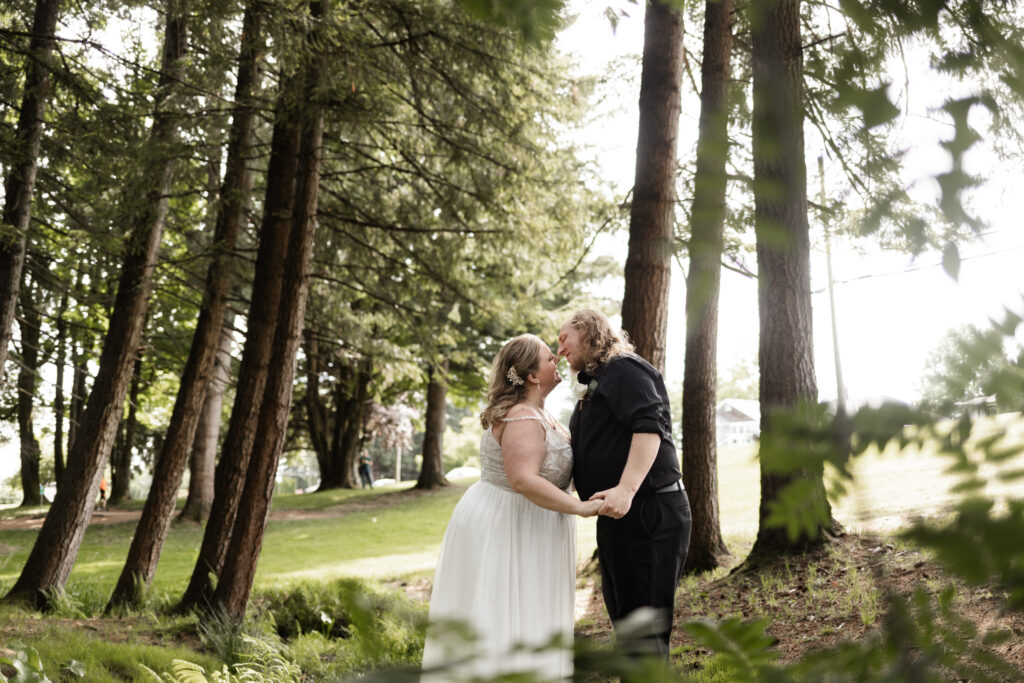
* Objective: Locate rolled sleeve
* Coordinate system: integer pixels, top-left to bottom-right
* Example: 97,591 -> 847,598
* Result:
597,358 -> 665,435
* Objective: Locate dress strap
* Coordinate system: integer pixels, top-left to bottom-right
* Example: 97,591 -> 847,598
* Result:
500,415 -> 548,428
495,411 -> 552,432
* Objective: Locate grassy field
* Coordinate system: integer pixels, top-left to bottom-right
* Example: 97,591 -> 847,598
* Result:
1,413 -> 1023,680
0,483 -> 471,603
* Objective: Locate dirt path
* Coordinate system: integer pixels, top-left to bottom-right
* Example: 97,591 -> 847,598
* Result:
0,508 -> 145,532
0,505 -> 369,532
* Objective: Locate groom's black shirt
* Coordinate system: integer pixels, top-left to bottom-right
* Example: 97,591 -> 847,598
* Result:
569,353 -> 682,502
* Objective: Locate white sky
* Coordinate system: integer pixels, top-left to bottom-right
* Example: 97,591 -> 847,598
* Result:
554,0 -> 1024,407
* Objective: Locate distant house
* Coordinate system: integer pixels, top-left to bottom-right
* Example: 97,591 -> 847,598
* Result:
716,399 -> 761,446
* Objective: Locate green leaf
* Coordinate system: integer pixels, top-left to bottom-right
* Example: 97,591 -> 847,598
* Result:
683,617 -> 777,678
457,0 -> 565,42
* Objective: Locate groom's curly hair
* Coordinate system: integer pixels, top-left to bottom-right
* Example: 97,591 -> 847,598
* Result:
568,310 -> 634,375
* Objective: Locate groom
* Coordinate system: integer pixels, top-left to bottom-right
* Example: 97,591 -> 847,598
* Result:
558,310 -> 691,658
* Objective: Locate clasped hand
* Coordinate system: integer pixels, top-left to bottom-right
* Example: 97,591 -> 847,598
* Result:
588,484 -> 634,519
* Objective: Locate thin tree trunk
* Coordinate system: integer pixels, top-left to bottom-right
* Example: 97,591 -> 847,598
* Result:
415,364 -> 449,490
748,0 -> 833,561
0,0 -> 59,383
110,354 -> 143,505
1,1 -> 190,609
53,289 -> 69,486
178,77 -> 304,615
620,0 -> 684,373
305,332 -> 334,485
68,341 -> 87,460
212,20 -> 326,619
109,2 -> 263,610
682,0 -> 733,574
179,312 -> 233,524
17,283 -> 43,507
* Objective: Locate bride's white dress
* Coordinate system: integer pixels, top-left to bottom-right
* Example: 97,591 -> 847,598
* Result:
421,414 -> 576,681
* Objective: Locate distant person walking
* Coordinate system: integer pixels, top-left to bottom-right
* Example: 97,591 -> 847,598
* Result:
98,477 -> 108,511
358,454 -> 374,489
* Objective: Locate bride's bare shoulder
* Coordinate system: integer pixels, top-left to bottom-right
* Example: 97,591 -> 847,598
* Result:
503,404 -> 536,419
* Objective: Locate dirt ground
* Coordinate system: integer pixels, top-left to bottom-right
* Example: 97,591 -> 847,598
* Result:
574,533 -> 1024,678
0,496 -> 434,532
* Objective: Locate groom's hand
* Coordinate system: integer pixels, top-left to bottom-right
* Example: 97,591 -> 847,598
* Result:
590,485 -> 634,518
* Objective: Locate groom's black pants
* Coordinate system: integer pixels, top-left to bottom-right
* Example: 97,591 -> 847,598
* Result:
596,487 -> 691,659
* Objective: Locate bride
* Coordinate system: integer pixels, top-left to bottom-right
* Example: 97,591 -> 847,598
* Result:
421,334 -> 600,681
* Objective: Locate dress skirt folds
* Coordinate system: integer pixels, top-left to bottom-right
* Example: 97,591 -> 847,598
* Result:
422,421 -> 576,682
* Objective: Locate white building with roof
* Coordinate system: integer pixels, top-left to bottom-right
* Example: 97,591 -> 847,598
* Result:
716,398 -> 761,446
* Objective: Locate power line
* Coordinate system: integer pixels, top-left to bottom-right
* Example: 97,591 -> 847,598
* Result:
818,243 -> 1024,291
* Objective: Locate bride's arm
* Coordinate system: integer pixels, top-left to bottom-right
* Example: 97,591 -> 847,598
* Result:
500,419 -> 599,517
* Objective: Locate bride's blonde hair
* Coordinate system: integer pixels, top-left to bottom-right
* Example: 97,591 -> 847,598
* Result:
480,334 -> 545,429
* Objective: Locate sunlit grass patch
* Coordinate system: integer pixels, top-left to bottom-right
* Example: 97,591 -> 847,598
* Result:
0,606 -> 222,681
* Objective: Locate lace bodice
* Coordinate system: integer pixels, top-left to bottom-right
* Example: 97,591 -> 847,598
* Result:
480,414 -> 573,492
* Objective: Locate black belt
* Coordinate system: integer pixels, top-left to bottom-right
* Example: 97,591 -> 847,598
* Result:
653,480 -> 682,494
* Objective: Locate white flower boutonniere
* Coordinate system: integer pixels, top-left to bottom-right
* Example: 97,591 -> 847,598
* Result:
571,373 -> 599,401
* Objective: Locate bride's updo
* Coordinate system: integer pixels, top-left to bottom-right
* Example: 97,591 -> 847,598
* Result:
480,334 -> 545,429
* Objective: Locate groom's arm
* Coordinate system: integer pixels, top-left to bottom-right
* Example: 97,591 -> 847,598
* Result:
589,432 -> 659,518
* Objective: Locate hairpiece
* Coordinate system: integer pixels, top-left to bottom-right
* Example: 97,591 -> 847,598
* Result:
506,366 -> 525,386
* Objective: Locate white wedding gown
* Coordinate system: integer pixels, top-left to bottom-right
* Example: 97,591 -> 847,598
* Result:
421,414 -> 576,681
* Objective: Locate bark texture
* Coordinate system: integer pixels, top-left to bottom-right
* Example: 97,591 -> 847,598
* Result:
178,70 -> 304,615
109,3 -> 263,610
179,314 -> 233,524
621,0 -> 684,373
212,24 -> 326,618
0,0 -> 59,383
110,354 -> 143,505
749,0 -> 833,560
53,290 -> 69,486
415,365 -> 449,490
17,283 -> 43,507
68,343 -> 87,459
1,1 -> 190,608
307,337 -> 371,491
682,0 -> 734,573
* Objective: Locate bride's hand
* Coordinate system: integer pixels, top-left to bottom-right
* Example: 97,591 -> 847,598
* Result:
577,499 -> 603,518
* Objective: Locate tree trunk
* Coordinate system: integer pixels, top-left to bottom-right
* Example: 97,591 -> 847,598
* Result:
179,312 -> 233,524
178,70 -> 304,615
212,20 -> 326,619
68,341 -> 88,461
53,290 -> 69,486
415,365 -> 449,490
748,0 -> 833,561
0,0 -> 59,383
620,0 -> 684,373
17,283 -> 43,507
110,354 -> 143,506
109,2 -> 263,610
681,0 -> 733,574
305,332 -> 334,484
1,1 -> 190,609
309,350 -> 370,491
336,362 -> 371,489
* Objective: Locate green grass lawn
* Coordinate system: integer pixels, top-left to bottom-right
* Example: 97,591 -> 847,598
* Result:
0,481 -> 474,604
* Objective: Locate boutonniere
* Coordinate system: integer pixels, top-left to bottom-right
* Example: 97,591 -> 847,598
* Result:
571,372 -> 599,401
